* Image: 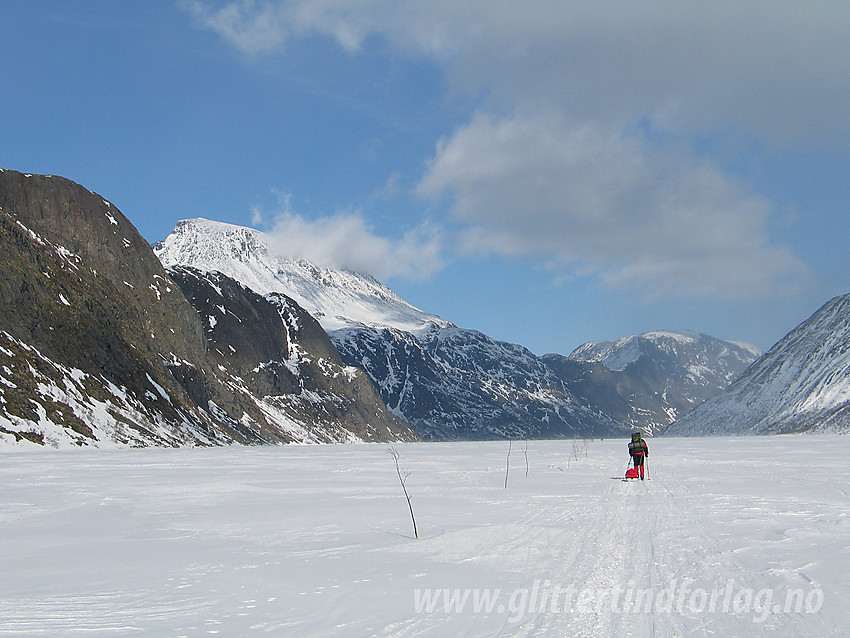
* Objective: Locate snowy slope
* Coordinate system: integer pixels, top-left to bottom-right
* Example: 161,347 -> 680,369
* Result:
0,329 -> 219,449
1,438 -> 846,636
667,294 -> 850,435
154,219 -> 448,335
168,266 -> 417,445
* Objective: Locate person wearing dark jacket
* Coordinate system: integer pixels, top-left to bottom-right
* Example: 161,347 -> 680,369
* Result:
628,432 -> 649,480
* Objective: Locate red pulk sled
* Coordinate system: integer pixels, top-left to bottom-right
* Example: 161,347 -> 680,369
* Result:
625,451 -> 645,479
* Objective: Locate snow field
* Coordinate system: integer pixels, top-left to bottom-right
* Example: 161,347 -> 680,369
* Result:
0,437 -> 847,637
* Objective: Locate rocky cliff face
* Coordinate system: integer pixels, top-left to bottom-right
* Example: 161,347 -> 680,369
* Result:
332,324 -> 622,440
0,170 -> 417,447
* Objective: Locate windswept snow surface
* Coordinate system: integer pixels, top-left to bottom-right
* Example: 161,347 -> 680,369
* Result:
1,438 -> 847,637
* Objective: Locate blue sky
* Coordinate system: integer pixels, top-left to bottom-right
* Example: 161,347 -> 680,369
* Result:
3,1 -> 850,355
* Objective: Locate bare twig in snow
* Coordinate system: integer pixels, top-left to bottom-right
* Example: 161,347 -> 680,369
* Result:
504,439 -> 512,489
523,439 -> 529,477
388,446 -> 418,539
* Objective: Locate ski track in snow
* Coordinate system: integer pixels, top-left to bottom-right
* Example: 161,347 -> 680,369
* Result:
0,438 -> 847,637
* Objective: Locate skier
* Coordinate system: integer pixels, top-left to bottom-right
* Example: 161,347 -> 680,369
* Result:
628,432 -> 649,480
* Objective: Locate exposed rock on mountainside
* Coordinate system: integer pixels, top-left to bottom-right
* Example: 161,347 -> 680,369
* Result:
665,295 -> 850,435
332,323 -> 621,439
0,170 -> 417,446
169,266 -> 415,442
544,331 -> 761,435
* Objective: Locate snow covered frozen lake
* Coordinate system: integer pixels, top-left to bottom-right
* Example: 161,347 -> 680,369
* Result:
1,437 -> 848,637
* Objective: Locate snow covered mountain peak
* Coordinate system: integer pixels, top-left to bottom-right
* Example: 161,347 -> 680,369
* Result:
568,330 -> 759,375
154,218 -> 450,335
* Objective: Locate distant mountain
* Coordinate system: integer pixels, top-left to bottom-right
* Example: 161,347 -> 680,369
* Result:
331,322 -> 620,440
665,295 -> 850,435
544,331 -> 760,435
155,219 -> 623,439
0,170 -> 416,447
155,219 -> 755,440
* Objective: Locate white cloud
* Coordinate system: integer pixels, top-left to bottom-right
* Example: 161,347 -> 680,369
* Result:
187,0 -> 469,58
185,0 -> 292,55
417,112 -> 808,298
265,209 -> 444,282
434,2 -> 850,148
188,1 -> 850,145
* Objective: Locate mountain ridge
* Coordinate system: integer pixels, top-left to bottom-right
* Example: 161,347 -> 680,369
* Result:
0,171 -> 778,446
